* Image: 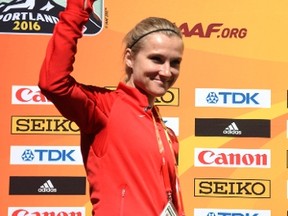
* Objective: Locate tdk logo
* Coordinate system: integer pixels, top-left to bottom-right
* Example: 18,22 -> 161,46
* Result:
162,117 -> 179,136
207,213 -> 258,216
206,92 -> 219,104
207,212 -> 259,216
195,88 -> 271,108
206,92 -> 260,104
21,149 -> 74,162
194,208 -> 271,216
21,149 -> 35,161
10,146 -> 83,165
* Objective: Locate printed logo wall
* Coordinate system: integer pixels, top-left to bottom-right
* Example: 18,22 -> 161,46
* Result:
1,0 -> 288,215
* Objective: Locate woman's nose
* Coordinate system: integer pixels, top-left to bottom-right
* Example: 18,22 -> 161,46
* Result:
159,63 -> 171,77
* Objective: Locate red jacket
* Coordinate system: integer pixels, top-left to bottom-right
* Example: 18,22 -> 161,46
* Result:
39,8 -> 179,216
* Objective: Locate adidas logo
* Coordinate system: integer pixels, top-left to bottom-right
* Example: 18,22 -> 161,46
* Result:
38,179 -> 57,193
223,122 -> 242,135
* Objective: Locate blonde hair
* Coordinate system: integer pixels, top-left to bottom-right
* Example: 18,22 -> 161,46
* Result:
124,17 -> 182,53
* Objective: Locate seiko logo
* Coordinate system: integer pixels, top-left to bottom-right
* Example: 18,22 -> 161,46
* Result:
286,120 -> 288,139
287,180 -> 288,199
194,208 -> 271,216
12,85 -> 52,104
194,148 -> 270,168
195,88 -> 271,108
154,88 -> 179,106
10,146 -> 83,165
194,178 -> 271,198
11,116 -> 80,134
8,207 -> 85,216
286,150 -> 288,168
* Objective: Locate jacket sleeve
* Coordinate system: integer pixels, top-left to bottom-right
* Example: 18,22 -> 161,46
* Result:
38,4 -> 106,133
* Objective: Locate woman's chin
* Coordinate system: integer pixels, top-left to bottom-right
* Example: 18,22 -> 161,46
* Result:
151,89 -> 168,98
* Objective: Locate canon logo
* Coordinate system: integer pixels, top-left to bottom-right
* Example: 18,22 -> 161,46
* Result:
11,209 -> 81,216
194,148 -> 271,168
8,207 -> 85,216
12,85 -> 51,104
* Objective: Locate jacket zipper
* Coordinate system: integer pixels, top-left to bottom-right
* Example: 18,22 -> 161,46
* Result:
120,187 -> 126,216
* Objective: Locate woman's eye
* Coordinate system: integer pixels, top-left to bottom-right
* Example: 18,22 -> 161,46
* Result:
150,56 -> 163,63
171,60 -> 181,68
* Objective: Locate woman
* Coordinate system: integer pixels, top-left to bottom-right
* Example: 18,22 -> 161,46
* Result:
39,0 -> 185,215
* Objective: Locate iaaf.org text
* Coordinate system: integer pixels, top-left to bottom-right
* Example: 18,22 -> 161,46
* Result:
179,22 -> 247,38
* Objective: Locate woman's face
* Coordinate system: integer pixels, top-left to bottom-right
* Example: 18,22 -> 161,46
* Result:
125,33 -> 184,105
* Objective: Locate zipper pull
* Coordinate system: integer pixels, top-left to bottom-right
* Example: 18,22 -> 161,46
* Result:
121,188 -> 126,198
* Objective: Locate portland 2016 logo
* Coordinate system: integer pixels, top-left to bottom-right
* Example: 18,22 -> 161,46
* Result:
0,0 -> 103,35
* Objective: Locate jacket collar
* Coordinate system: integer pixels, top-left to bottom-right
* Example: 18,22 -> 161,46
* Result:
116,82 -> 152,109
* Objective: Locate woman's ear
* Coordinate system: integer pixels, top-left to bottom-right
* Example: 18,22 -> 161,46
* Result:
124,48 -> 133,68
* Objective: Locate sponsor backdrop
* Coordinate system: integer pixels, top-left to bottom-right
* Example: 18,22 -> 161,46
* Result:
1,0 -> 288,215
